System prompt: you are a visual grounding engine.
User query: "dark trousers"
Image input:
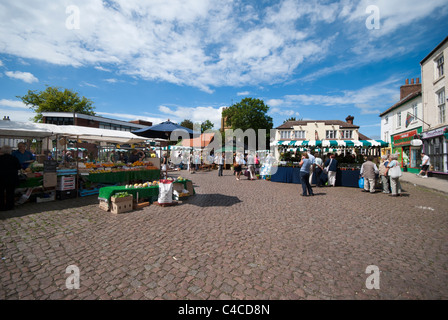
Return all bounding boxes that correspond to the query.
[315,168,323,187]
[218,164,224,176]
[0,184,15,211]
[300,172,314,196]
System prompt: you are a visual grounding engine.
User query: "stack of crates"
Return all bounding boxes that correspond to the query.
[56,175,77,200]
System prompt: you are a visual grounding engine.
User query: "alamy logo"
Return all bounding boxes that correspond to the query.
[66,5,80,30]
[365,265,380,289]
[365,5,380,30]
[65,265,80,289]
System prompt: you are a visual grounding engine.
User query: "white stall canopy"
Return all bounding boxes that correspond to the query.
[0,121,148,144]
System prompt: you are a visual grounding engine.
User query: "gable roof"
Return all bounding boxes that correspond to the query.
[379,90,421,117]
[420,36,448,65]
[276,119,359,130]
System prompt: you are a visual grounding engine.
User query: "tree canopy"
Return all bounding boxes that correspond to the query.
[222,97,273,132]
[200,119,214,133]
[222,97,273,148]
[180,119,194,130]
[17,86,95,122]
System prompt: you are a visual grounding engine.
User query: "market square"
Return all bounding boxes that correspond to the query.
[1,1,448,305]
[1,169,447,300]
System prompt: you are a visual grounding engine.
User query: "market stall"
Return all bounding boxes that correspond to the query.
[269,166,360,187]
[97,177,195,213]
[268,139,388,187]
[0,120,151,204]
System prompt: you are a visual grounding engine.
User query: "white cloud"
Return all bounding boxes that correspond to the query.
[281,77,401,115]
[80,81,98,88]
[0,0,334,92]
[158,105,223,128]
[237,91,250,96]
[270,107,300,117]
[95,111,165,125]
[5,71,38,83]
[0,108,34,122]
[266,99,284,107]
[0,60,3,67]
[0,99,29,109]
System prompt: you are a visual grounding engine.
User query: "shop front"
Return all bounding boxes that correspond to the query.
[421,126,448,175]
[392,128,422,173]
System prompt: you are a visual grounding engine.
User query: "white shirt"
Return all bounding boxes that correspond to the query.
[422,155,430,166]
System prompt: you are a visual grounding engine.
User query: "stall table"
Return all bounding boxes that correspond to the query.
[270,166,360,188]
[98,179,195,204]
[87,169,160,184]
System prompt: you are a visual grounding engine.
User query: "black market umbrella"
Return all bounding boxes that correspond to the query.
[132,120,194,139]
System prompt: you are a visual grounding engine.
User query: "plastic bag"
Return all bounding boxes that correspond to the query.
[358,177,364,189]
[158,181,173,204]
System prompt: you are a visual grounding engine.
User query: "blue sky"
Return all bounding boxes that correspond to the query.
[1,0,447,139]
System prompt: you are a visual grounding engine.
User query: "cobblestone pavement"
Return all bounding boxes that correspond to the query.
[1,169,447,300]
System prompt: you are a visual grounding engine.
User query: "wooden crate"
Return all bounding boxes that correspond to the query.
[99,200,110,212]
[110,195,133,214]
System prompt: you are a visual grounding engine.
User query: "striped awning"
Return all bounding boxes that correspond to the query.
[276,140,389,148]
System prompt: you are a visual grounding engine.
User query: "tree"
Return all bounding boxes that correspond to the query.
[18,86,95,123]
[201,120,214,133]
[222,97,273,148]
[180,119,194,130]
[283,117,296,123]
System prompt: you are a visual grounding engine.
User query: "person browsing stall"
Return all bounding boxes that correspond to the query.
[299,152,314,197]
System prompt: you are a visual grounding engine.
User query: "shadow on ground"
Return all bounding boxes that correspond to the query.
[187,193,242,207]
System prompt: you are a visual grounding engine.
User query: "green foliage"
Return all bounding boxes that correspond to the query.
[222,97,273,132]
[201,119,214,133]
[17,86,95,122]
[180,119,194,130]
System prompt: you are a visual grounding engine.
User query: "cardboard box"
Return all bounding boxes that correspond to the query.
[111,198,133,214]
[110,195,133,214]
[36,191,56,203]
[43,173,57,188]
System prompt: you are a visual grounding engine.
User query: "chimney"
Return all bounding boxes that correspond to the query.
[345,115,354,125]
[400,78,421,100]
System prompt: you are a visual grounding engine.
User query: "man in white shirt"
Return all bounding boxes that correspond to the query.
[417,152,430,178]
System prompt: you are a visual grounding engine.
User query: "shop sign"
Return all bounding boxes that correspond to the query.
[422,127,446,139]
[393,130,417,147]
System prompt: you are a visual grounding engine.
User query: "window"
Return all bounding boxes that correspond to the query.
[437,88,446,124]
[384,115,388,124]
[412,103,418,119]
[397,111,402,128]
[340,130,353,139]
[326,130,337,139]
[436,54,444,78]
[292,130,306,139]
[384,131,389,143]
[280,130,291,139]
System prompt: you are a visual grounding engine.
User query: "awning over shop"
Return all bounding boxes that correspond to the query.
[275,140,389,148]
